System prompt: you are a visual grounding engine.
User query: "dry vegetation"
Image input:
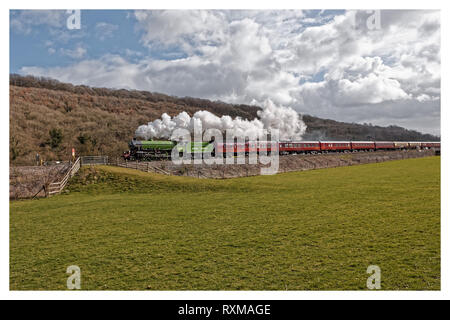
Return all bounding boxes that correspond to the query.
[9,163,70,199]
[113,149,437,179]
[302,115,439,142]
[10,76,259,165]
[10,74,439,165]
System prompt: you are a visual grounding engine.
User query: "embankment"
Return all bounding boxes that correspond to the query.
[116,149,437,179]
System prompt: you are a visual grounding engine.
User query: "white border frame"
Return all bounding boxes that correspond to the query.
[2,0,448,300]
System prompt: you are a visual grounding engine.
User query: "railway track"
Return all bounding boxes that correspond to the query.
[114,149,438,179]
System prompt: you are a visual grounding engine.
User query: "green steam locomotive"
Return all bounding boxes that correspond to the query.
[123,138,214,160]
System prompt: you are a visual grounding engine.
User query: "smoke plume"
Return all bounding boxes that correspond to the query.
[135,100,307,141]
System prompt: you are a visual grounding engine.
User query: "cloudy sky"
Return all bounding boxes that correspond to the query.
[10,10,441,135]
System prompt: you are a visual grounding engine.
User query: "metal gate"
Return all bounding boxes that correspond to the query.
[81,156,109,166]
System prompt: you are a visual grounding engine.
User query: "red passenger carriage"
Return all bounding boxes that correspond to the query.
[320,141,352,152]
[350,141,375,151]
[279,141,321,154]
[374,142,396,150]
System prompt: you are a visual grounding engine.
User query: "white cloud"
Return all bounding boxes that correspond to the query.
[59,45,87,59]
[134,10,227,52]
[298,57,411,107]
[95,22,119,41]
[19,10,441,135]
[10,10,66,34]
[125,49,143,57]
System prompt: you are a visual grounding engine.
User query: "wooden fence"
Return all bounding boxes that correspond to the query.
[115,160,171,175]
[81,156,109,166]
[48,157,81,196]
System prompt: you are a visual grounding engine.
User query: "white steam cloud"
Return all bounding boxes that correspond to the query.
[135,100,307,141]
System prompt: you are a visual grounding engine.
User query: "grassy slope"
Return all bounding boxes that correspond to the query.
[10,157,440,290]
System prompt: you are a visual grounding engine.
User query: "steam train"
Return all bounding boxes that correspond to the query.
[123,138,440,161]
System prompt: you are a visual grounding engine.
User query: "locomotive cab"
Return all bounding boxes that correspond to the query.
[122,150,132,160]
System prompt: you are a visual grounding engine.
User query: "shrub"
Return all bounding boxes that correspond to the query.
[49,128,63,149]
[10,135,21,161]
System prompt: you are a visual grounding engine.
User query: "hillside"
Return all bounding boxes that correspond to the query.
[10,74,439,165]
[302,115,439,142]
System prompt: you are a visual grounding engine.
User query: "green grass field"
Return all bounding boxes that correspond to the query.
[10,157,440,290]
